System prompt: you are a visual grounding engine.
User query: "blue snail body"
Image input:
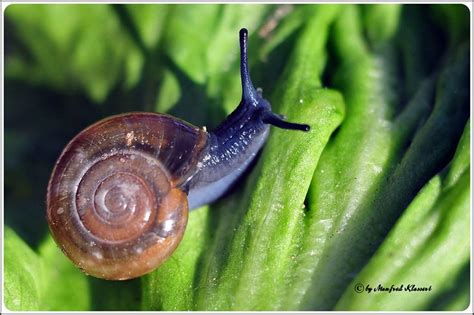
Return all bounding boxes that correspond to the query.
[186,29,308,209]
[187,109,271,209]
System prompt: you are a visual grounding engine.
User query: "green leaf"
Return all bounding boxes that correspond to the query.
[3,227,91,311]
[396,5,445,99]
[126,4,170,50]
[335,121,470,311]
[431,4,470,50]
[37,236,91,310]
[272,4,340,97]
[361,4,402,44]
[258,5,308,62]
[142,207,212,310]
[368,42,470,238]
[154,69,182,113]
[193,7,344,310]
[300,6,468,310]
[205,4,271,100]
[300,6,409,309]
[5,4,143,102]
[428,263,470,311]
[4,227,45,311]
[87,278,141,311]
[445,120,470,187]
[194,89,344,310]
[163,5,220,84]
[220,4,304,115]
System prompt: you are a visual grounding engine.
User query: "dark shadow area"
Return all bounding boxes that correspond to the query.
[256,24,302,106]
[88,277,142,311]
[428,262,470,311]
[394,5,447,110]
[4,80,102,247]
[163,53,225,129]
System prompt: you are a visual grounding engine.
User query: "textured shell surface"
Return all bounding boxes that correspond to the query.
[46,112,208,280]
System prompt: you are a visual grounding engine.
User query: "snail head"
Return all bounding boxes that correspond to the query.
[238,28,310,132]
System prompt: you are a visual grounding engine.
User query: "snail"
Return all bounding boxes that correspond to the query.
[46,28,309,280]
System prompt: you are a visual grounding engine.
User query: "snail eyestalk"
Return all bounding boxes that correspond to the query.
[239,28,258,105]
[261,111,311,132]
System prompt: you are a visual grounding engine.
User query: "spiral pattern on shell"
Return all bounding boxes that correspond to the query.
[47,113,208,280]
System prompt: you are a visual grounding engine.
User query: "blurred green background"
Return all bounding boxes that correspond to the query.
[3,3,471,311]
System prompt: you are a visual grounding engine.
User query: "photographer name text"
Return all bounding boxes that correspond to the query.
[354,283,432,294]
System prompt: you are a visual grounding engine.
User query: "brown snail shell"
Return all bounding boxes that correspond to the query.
[46,113,208,280]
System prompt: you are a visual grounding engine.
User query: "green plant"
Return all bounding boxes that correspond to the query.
[3,3,470,311]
